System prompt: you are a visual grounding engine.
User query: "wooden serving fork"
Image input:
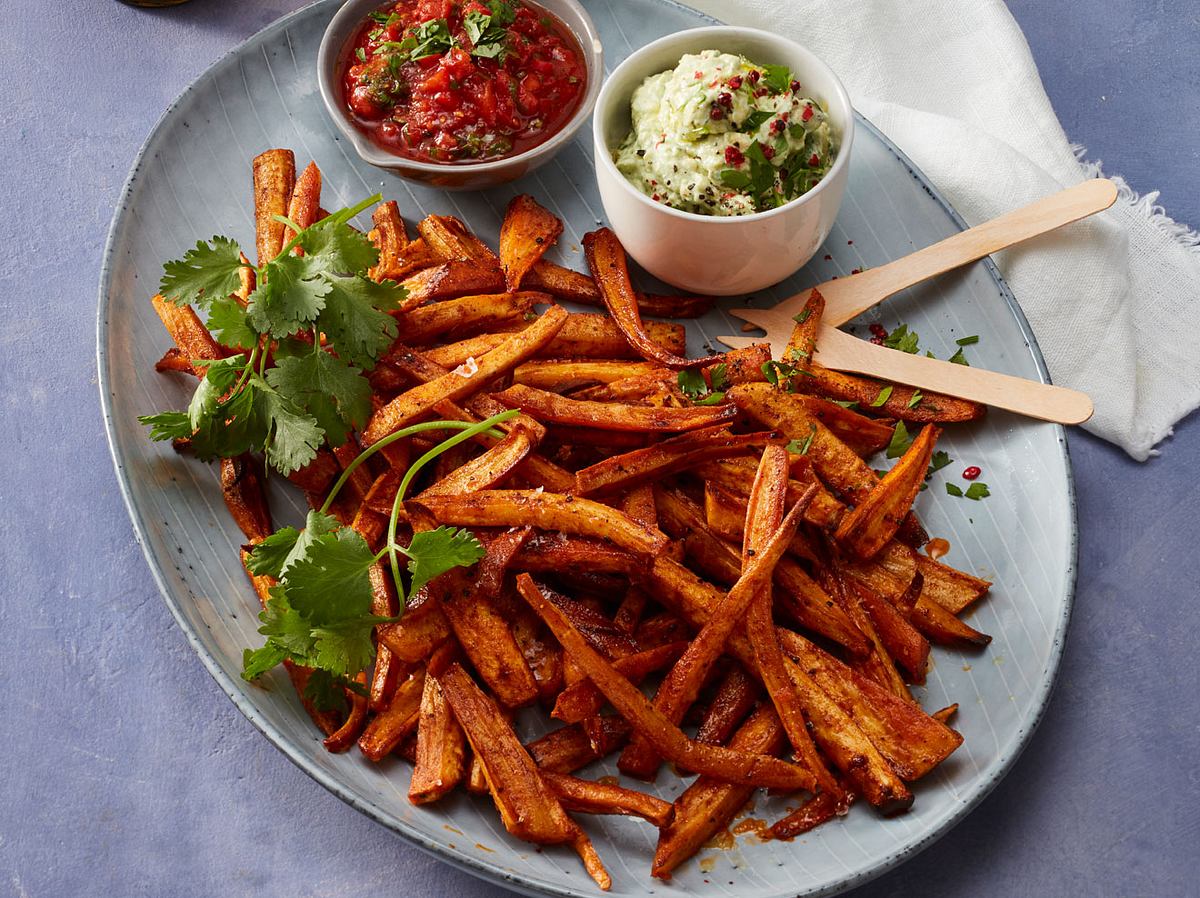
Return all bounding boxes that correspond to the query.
[717,179,1117,424]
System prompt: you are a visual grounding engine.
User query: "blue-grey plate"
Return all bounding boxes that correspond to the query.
[97,1,1076,896]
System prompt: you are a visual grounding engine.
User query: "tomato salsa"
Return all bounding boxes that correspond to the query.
[340,0,587,163]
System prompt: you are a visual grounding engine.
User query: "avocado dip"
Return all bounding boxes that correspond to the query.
[614,50,838,216]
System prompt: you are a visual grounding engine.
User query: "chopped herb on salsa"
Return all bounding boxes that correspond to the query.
[341,0,586,163]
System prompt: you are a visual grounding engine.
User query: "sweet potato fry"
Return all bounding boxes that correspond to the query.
[150,294,226,373]
[438,567,540,709]
[770,786,849,840]
[506,312,687,359]
[914,553,992,614]
[252,148,295,265]
[694,664,758,746]
[513,359,668,392]
[552,642,687,724]
[418,490,669,557]
[655,488,868,657]
[820,557,912,700]
[495,384,736,433]
[323,672,370,753]
[437,664,609,888]
[617,488,816,781]
[500,195,563,291]
[220,454,271,542]
[421,333,508,368]
[359,667,427,761]
[515,575,815,792]
[409,662,467,804]
[373,237,438,282]
[525,260,714,319]
[652,706,785,878]
[583,228,702,369]
[694,458,844,531]
[421,426,535,496]
[281,161,321,246]
[850,579,931,683]
[399,258,505,306]
[509,534,641,579]
[417,214,498,263]
[526,717,631,773]
[376,589,451,663]
[742,445,838,795]
[791,394,896,457]
[797,361,986,423]
[490,584,565,704]
[645,555,914,810]
[783,289,824,377]
[367,563,404,710]
[908,592,993,648]
[729,382,928,545]
[574,427,772,496]
[367,200,409,282]
[543,772,674,827]
[362,306,567,445]
[394,291,548,345]
[836,425,940,560]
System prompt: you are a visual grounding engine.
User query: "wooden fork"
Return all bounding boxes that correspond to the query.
[716,179,1116,424]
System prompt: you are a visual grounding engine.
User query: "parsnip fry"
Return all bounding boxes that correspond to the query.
[525,260,714,318]
[323,672,369,753]
[150,294,226,374]
[516,575,815,792]
[513,359,668,392]
[798,361,986,423]
[500,195,563,291]
[368,200,410,282]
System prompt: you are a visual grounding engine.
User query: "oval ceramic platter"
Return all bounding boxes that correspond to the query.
[98,1,1076,896]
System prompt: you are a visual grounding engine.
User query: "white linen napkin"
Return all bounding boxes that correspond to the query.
[686,0,1200,459]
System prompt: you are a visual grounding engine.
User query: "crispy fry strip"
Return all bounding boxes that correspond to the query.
[542,772,674,827]
[526,717,631,773]
[836,425,940,560]
[583,228,703,369]
[393,291,548,345]
[500,195,563,291]
[652,706,785,878]
[513,359,668,392]
[515,575,815,792]
[510,532,643,577]
[220,454,271,542]
[150,294,226,374]
[500,312,688,359]
[376,590,451,663]
[417,214,498,263]
[252,148,295,266]
[323,672,370,753]
[743,446,838,795]
[409,660,467,804]
[399,258,505,306]
[359,668,427,761]
[770,786,849,840]
[798,362,986,423]
[281,160,321,245]
[496,384,736,433]
[525,260,714,319]
[695,664,758,745]
[363,306,567,445]
[574,427,773,496]
[368,200,410,282]
[552,642,687,725]
[421,426,535,496]
[419,490,669,557]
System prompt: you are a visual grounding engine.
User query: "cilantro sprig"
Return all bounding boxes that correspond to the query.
[678,364,729,406]
[241,411,517,704]
[139,195,406,475]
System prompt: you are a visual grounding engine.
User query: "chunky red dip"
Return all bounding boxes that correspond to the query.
[340,0,586,163]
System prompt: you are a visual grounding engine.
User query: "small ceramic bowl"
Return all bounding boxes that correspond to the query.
[317,0,604,191]
[593,26,854,296]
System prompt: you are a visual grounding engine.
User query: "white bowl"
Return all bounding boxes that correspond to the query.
[593,26,854,296]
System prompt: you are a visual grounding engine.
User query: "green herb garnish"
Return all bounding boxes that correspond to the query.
[678,365,728,406]
[885,420,912,459]
[870,385,893,408]
[786,423,817,456]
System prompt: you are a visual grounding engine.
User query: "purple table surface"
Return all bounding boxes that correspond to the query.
[1,1,1196,896]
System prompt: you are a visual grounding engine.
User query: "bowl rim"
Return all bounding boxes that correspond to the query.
[316,0,604,173]
[593,24,855,223]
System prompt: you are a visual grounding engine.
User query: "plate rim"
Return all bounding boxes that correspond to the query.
[95,1,1078,895]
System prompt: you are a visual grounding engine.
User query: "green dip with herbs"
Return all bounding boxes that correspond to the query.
[614,50,838,216]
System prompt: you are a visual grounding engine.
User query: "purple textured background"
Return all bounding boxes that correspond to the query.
[1,1,1197,896]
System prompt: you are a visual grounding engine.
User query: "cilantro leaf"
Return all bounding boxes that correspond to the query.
[257,591,318,658]
[832,399,858,410]
[718,168,753,189]
[785,424,817,455]
[709,364,729,391]
[883,324,920,354]
[160,236,246,310]
[138,410,192,442]
[187,355,245,431]
[283,527,376,623]
[206,296,257,351]
[241,643,289,681]
[926,450,953,480]
[964,481,990,500]
[404,526,486,596]
[245,526,302,578]
[738,109,773,133]
[948,348,970,366]
[267,350,373,447]
[870,385,893,408]
[956,335,980,346]
[294,212,380,277]
[487,0,516,26]
[677,369,706,398]
[761,64,792,93]
[316,275,403,369]
[301,668,350,713]
[312,617,379,678]
[886,420,912,459]
[248,252,331,338]
[256,386,323,475]
[464,9,490,43]
[186,380,268,461]
[945,482,964,497]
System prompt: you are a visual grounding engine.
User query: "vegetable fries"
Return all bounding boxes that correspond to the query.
[141,149,996,889]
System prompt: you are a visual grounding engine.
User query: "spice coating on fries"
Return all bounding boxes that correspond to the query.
[140,151,1003,888]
